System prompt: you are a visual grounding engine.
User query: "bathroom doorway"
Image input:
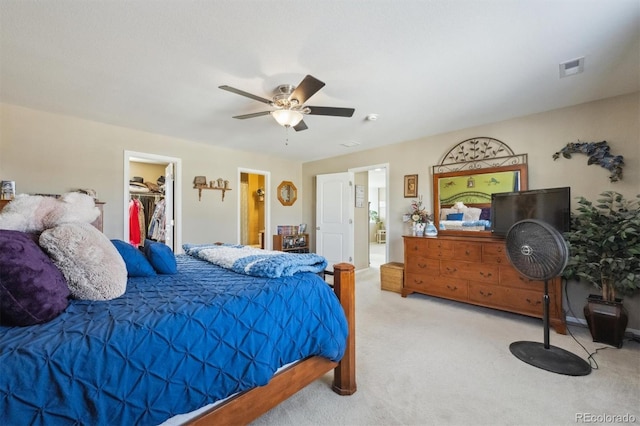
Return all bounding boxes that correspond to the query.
[238,168,270,249]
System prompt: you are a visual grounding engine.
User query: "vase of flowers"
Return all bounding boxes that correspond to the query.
[407,195,432,236]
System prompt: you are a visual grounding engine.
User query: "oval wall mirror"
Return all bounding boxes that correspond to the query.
[277,180,297,206]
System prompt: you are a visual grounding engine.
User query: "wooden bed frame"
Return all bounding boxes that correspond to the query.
[187,263,356,425]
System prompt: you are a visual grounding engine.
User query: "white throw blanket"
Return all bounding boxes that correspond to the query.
[183,243,328,278]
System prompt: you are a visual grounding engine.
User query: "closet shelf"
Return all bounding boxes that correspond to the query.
[194,185,232,201]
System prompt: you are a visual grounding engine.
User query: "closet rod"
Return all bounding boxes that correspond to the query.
[131,193,164,199]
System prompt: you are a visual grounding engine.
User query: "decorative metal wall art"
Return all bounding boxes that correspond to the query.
[552,141,624,182]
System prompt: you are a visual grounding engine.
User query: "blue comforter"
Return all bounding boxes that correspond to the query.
[0,255,348,425]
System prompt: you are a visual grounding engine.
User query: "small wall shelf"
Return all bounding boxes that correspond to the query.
[194,185,232,201]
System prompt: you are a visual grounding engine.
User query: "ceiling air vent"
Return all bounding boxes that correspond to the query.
[559,57,585,78]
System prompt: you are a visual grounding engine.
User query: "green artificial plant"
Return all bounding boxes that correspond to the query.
[563,191,640,302]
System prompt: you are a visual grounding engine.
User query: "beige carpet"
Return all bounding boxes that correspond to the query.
[251,267,640,426]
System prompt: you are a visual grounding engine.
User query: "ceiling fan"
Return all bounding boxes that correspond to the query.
[219,75,355,131]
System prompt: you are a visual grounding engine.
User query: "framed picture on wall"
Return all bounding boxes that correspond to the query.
[404,174,418,198]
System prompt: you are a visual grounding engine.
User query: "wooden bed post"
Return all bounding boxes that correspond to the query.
[332,263,357,395]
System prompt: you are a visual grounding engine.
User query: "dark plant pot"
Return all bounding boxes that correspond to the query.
[583,294,628,348]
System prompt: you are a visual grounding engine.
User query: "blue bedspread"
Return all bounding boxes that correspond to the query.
[0,255,348,426]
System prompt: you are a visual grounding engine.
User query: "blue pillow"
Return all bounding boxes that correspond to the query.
[446,213,464,221]
[111,239,156,277]
[143,239,177,274]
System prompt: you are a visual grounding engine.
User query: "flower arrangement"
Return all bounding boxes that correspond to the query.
[408,195,432,224]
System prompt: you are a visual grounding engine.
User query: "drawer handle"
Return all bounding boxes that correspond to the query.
[479,290,493,297]
[479,272,493,278]
[414,279,424,285]
[418,263,427,269]
[445,267,457,273]
[465,250,470,255]
[496,258,502,263]
[526,298,541,305]
[446,285,458,291]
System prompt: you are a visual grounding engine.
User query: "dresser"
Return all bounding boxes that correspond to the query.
[403,235,566,334]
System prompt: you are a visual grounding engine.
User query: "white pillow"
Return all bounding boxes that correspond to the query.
[0,192,99,233]
[440,206,482,221]
[463,207,482,222]
[40,222,127,300]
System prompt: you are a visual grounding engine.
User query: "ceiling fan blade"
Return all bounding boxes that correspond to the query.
[293,120,308,132]
[289,75,325,104]
[219,85,272,104]
[232,111,272,119]
[306,106,355,117]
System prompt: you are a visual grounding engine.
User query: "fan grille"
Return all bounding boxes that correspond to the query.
[505,219,568,281]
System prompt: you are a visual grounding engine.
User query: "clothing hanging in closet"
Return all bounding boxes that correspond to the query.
[148,198,166,242]
[129,198,145,247]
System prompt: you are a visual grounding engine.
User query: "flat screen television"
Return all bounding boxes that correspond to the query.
[490,187,571,237]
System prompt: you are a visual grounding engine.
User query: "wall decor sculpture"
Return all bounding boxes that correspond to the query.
[552,141,624,182]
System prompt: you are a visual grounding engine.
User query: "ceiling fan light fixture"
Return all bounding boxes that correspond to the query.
[272,109,303,127]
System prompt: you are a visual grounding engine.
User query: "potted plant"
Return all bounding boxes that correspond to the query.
[563,191,640,347]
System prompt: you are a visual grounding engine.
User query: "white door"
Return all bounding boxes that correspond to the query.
[316,172,354,271]
[164,163,174,251]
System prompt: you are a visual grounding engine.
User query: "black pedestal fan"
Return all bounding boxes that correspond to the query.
[505,219,591,376]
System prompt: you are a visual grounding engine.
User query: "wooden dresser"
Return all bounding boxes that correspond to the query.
[403,235,566,334]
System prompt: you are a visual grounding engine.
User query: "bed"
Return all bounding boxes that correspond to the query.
[438,206,492,231]
[0,220,356,425]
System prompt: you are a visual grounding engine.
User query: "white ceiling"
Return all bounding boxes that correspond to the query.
[1,0,638,162]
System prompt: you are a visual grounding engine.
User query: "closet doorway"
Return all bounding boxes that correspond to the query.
[238,168,270,250]
[124,151,182,253]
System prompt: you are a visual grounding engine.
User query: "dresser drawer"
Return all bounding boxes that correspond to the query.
[404,238,430,255]
[404,272,431,290]
[404,256,439,275]
[404,272,467,299]
[482,242,509,264]
[427,276,468,300]
[427,239,454,259]
[499,266,545,291]
[441,260,498,284]
[453,242,482,263]
[469,282,544,316]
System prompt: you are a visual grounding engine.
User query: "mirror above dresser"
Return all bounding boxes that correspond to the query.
[431,137,528,237]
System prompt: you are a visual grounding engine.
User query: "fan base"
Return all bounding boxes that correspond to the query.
[510,341,591,376]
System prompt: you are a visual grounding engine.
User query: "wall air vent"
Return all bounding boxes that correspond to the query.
[559,57,585,78]
[340,141,361,148]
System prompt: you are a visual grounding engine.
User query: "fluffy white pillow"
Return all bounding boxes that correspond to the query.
[0,192,99,233]
[40,222,127,300]
[463,207,482,221]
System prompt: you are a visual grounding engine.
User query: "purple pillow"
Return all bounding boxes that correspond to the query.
[0,229,70,326]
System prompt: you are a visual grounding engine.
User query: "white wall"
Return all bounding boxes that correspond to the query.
[302,92,640,330]
[0,103,303,244]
